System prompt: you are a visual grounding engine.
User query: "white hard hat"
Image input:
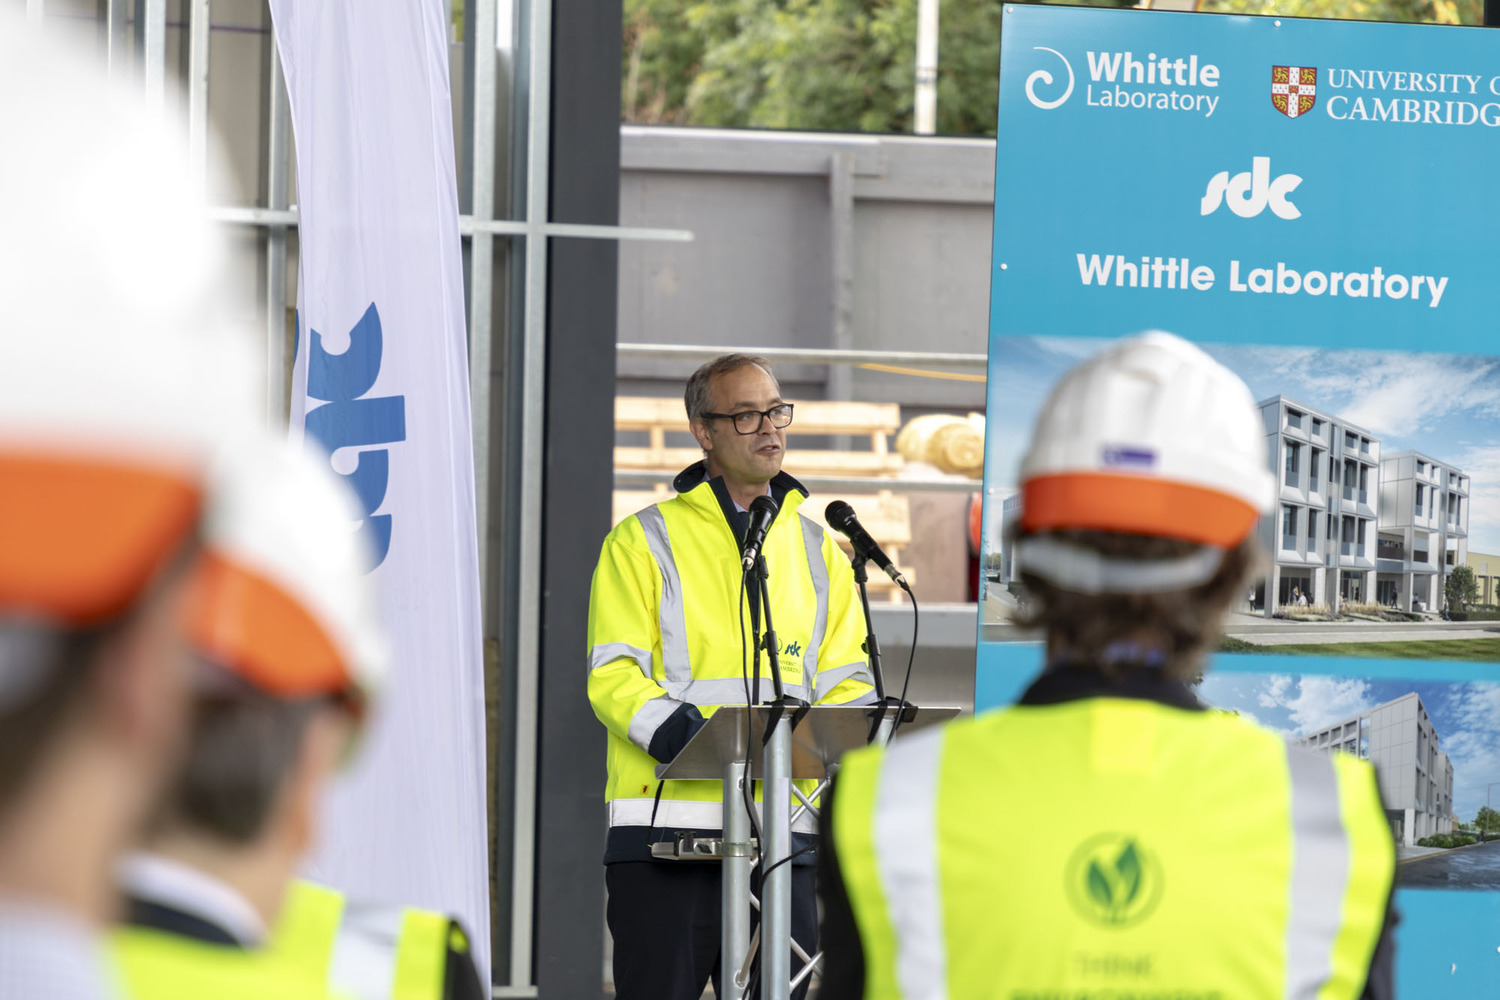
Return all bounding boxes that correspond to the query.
[0,14,258,626]
[1019,332,1275,550]
[185,429,388,713]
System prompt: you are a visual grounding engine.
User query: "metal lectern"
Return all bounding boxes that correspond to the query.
[656,702,959,1000]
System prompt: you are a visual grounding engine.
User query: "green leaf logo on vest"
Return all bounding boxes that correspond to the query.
[1064,833,1163,928]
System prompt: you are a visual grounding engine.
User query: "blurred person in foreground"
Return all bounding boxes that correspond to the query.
[110,430,379,998]
[819,332,1396,999]
[0,12,256,1000]
[110,431,484,1000]
[589,354,877,1000]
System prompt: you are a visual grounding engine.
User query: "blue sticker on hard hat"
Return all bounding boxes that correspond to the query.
[979,8,1500,993]
[1101,446,1155,468]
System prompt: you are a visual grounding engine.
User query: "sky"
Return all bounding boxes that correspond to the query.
[1197,673,1500,823]
[984,337,1500,554]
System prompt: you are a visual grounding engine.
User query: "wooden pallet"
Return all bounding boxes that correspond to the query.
[614,396,904,478]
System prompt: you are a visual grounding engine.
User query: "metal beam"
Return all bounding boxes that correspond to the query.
[209,206,299,226]
[914,0,939,133]
[511,0,554,984]
[534,0,619,993]
[206,206,691,243]
[614,469,979,494]
[186,0,211,182]
[621,125,887,177]
[827,152,856,442]
[265,35,291,425]
[471,219,689,241]
[470,0,498,598]
[617,343,988,369]
[140,0,168,109]
[101,0,128,77]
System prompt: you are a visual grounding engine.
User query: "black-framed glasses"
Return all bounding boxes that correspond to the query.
[703,403,795,435]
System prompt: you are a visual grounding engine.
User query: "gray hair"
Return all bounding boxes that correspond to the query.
[683,353,778,423]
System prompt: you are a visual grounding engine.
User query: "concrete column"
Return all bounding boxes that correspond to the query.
[1266,565,1281,618]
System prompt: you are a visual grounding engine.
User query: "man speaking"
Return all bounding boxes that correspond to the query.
[588,354,877,1000]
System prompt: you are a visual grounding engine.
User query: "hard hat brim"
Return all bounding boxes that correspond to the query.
[0,454,203,625]
[184,552,354,701]
[1021,472,1261,549]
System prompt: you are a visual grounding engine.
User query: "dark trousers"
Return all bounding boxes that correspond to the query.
[606,861,817,1000]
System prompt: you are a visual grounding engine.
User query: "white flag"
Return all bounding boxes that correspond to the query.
[269,0,490,978]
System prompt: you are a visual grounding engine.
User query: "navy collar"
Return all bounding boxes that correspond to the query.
[1019,664,1205,712]
[672,460,807,503]
[124,896,245,948]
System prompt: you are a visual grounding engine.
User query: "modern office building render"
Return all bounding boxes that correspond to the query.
[1378,452,1469,612]
[1256,396,1381,615]
[1293,692,1454,846]
[1256,396,1469,616]
[996,493,1021,587]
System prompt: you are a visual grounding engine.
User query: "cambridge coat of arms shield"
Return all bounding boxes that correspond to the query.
[1272,66,1317,118]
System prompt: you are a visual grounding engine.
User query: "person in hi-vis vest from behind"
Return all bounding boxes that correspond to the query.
[112,429,484,1000]
[819,332,1396,1000]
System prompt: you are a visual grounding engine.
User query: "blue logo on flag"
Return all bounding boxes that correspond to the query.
[305,302,407,569]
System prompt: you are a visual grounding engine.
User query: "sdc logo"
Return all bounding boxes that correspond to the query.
[1064,833,1163,928]
[1200,156,1303,220]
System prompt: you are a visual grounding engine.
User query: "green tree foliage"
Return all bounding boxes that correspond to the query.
[1446,564,1479,612]
[622,0,1481,135]
[1477,806,1500,831]
[1199,0,1476,25]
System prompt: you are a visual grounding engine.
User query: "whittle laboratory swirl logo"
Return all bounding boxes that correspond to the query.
[1026,47,1076,110]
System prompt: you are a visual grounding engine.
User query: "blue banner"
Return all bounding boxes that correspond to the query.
[991,7,1500,352]
[981,6,1500,992]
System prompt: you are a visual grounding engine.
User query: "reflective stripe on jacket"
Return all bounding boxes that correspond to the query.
[830,698,1395,1000]
[273,879,471,1000]
[588,465,876,838]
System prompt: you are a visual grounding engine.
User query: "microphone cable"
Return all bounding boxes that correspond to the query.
[739,566,762,848]
[886,581,919,744]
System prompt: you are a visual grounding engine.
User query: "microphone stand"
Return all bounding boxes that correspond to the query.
[752,552,808,1000]
[851,553,911,745]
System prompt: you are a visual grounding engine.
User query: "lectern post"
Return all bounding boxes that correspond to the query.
[722,757,752,1000]
[761,715,793,1000]
[656,704,960,1000]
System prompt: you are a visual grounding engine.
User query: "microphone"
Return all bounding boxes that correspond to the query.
[826,500,907,587]
[741,495,779,571]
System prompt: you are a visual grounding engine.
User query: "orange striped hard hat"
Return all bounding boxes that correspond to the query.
[1019,332,1275,549]
[185,430,387,710]
[0,16,257,627]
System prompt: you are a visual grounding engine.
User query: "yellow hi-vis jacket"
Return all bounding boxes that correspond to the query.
[588,465,876,859]
[826,685,1395,1000]
[272,879,477,1000]
[112,926,331,1000]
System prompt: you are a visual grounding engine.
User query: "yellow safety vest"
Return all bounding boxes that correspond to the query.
[832,698,1394,1000]
[272,879,464,1000]
[112,924,332,1000]
[588,468,875,834]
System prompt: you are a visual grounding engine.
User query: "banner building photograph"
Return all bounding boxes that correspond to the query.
[1257,394,1471,617]
[1290,692,1455,848]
